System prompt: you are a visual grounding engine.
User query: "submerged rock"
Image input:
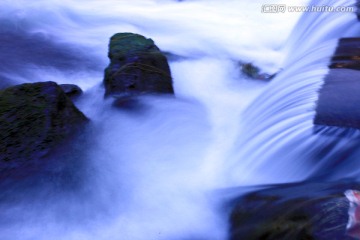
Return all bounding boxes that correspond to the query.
[229,181,358,240]
[59,84,83,99]
[0,81,88,176]
[240,63,275,80]
[103,33,174,97]
[112,97,145,111]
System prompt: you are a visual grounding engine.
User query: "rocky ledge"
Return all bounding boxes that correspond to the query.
[315,38,360,129]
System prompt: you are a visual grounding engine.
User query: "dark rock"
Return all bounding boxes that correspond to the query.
[329,38,360,71]
[0,81,88,177]
[229,180,358,240]
[240,63,275,80]
[315,69,360,129]
[59,84,83,99]
[103,33,174,97]
[315,38,360,129]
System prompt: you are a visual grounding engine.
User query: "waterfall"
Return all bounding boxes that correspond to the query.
[226,0,360,185]
[1,0,359,239]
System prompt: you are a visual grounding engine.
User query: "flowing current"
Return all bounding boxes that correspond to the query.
[0,0,359,239]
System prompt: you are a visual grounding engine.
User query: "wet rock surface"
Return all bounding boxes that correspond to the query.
[315,38,360,129]
[329,38,360,71]
[229,180,358,240]
[0,81,88,178]
[103,33,174,97]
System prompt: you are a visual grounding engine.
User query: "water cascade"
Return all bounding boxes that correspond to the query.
[1,0,360,239]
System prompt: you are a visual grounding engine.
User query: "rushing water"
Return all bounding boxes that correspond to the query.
[225,0,360,186]
[1,0,359,239]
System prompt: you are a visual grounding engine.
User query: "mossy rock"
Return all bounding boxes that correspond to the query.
[229,181,358,240]
[103,33,174,97]
[0,81,88,177]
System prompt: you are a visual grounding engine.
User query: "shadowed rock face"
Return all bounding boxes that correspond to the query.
[0,82,88,177]
[315,69,360,129]
[315,38,360,129]
[103,33,174,97]
[329,38,360,71]
[59,84,83,99]
[229,181,357,240]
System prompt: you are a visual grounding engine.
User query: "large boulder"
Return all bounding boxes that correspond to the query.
[0,81,88,177]
[229,180,357,240]
[103,33,174,97]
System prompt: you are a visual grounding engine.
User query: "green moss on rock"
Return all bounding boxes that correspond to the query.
[0,81,88,172]
[103,33,174,97]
